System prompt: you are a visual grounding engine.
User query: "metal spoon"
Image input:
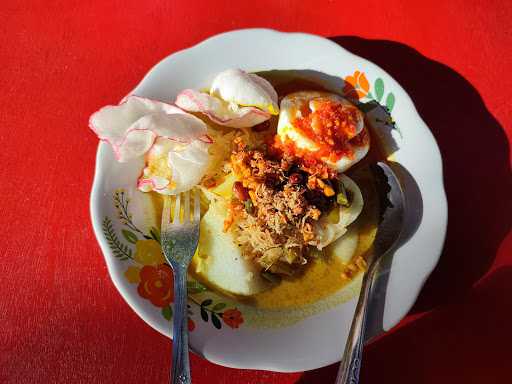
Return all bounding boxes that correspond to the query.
[335,162,405,384]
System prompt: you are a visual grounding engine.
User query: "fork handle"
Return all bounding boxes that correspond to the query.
[171,267,191,384]
[334,261,377,384]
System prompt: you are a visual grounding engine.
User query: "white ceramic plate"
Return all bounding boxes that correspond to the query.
[90,28,447,372]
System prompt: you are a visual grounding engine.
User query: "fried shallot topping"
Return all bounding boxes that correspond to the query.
[227,137,342,275]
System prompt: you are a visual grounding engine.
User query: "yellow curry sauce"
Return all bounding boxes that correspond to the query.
[251,156,380,309]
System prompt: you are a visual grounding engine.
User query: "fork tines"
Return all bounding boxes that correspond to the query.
[162,189,201,226]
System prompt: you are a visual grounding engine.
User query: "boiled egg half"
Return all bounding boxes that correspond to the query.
[277,91,369,172]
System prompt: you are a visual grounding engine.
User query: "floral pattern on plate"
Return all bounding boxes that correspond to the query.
[102,189,244,331]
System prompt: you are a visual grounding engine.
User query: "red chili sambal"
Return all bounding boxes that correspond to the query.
[279,98,366,162]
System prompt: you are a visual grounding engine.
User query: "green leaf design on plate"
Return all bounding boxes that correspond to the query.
[150,226,161,244]
[386,93,396,112]
[201,299,213,307]
[374,78,384,102]
[200,307,208,322]
[122,229,138,244]
[162,306,173,321]
[212,303,227,312]
[113,190,146,237]
[211,313,222,329]
[102,217,133,260]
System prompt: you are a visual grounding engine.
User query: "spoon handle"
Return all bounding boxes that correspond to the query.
[335,262,376,384]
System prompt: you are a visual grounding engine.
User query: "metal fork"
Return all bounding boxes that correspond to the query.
[161,190,201,384]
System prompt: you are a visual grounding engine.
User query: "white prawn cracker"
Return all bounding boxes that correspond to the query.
[89,95,212,194]
[176,69,279,128]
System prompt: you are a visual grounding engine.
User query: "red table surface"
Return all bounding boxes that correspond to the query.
[1,1,511,383]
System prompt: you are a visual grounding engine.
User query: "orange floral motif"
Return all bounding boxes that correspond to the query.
[343,70,370,100]
[137,264,174,307]
[222,308,244,329]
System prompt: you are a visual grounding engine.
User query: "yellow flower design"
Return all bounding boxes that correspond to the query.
[134,239,165,266]
[125,266,141,283]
